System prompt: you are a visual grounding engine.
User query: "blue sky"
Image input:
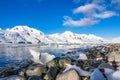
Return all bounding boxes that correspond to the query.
[0,0,120,38]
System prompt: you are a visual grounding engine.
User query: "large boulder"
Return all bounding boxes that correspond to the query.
[26,66,46,76]
[56,69,81,80]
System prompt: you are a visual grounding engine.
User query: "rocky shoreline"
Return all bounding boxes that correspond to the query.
[0,43,120,80]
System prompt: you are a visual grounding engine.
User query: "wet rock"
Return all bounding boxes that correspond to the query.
[19,69,26,77]
[1,69,18,77]
[0,66,13,73]
[26,66,46,77]
[19,62,29,68]
[0,75,26,80]
[44,67,58,80]
[56,69,81,80]
[28,76,42,80]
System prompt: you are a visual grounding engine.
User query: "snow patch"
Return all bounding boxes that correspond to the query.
[63,64,91,76]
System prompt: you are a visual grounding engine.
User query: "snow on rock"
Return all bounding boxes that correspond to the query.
[29,49,55,64]
[78,53,88,60]
[40,52,55,64]
[107,70,120,80]
[29,49,42,64]
[90,68,106,80]
[63,64,91,76]
[56,69,80,80]
[104,68,115,77]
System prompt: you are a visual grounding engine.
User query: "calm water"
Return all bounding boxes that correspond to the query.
[0,44,89,67]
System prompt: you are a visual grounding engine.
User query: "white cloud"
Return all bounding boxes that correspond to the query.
[94,11,118,19]
[111,0,120,9]
[63,0,119,27]
[63,16,98,27]
[73,4,104,14]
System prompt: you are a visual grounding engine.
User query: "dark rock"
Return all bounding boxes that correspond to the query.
[0,75,26,80]
[1,69,18,77]
[44,67,59,80]
[28,76,42,80]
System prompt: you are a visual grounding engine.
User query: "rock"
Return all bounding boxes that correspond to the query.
[28,76,42,80]
[44,67,58,80]
[98,63,115,70]
[103,68,114,77]
[58,57,72,69]
[46,57,72,69]
[108,51,120,62]
[63,64,91,77]
[56,69,81,80]
[78,53,88,60]
[1,69,18,77]
[76,60,92,70]
[40,52,55,64]
[107,70,120,80]
[19,62,29,68]
[26,66,46,76]
[90,68,106,80]
[0,67,13,73]
[19,69,26,77]
[0,75,26,80]
[46,57,59,68]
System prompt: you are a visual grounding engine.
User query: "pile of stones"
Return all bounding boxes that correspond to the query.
[0,43,120,80]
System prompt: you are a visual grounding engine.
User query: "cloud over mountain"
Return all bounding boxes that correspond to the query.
[63,0,119,27]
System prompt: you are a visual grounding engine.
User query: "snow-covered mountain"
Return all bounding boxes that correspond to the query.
[111,37,120,43]
[0,26,51,44]
[48,31,105,43]
[0,26,108,44]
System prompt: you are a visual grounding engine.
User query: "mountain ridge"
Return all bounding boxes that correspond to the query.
[0,26,117,44]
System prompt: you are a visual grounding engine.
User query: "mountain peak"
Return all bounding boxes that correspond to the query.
[62,31,74,35]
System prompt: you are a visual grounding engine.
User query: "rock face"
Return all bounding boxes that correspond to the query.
[56,69,81,80]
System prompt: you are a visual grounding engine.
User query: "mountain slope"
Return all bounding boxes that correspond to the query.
[0,26,51,44]
[48,31,106,43]
[0,26,107,44]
